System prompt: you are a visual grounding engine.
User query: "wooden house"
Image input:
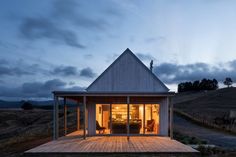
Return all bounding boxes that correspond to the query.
[25,49,198,156]
[53,48,175,139]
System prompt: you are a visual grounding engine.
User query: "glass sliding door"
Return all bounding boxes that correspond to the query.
[129,104,143,134]
[95,103,160,136]
[111,104,127,134]
[145,104,160,135]
[96,104,110,134]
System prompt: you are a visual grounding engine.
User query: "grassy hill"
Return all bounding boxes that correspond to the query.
[0,109,79,157]
[173,87,236,132]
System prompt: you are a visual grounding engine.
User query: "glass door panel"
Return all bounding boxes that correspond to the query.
[111,104,127,134]
[96,104,110,134]
[145,104,160,135]
[129,104,143,134]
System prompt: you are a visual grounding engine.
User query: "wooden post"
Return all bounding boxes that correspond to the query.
[53,96,59,140]
[53,95,56,140]
[127,96,130,140]
[56,97,59,139]
[77,106,80,130]
[169,97,173,139]
[143,104,145,135]
[64,97,67,136]
[83,96,87,139]
[110,104,112,134]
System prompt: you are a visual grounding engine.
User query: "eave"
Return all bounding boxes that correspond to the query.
[52,91,175,97]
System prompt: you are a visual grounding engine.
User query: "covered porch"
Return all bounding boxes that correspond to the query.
[52,91,175,140]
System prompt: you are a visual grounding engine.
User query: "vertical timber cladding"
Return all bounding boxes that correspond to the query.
[159,97,169,136]
[86,49,169,92]
[87,103,96,136]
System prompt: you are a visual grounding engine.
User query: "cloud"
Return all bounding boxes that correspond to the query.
[50,65,96,78]
[0,60,45,77]
[145,36,166,43]
[154,61,236,84]
[84,54,93,59]
[21,79,66,97]
[136,53,156,61]
[51,65,78,76]
[0,79,85,99]
[0,59,9,65]
[104,7,123,17]
[20,17,85,48]
[52,0,123,30]
[18,0,123,48]
[0,63,34,76]
[0,59,97,79]
[52,0,109,31]
[80,67,96,78]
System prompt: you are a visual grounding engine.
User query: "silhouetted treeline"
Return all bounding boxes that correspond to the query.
[178,78,218,92]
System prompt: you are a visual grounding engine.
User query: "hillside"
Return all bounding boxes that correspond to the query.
[0,109,79,157]
[173,87,236,131]
[0,100,78,109]
[0,100,22,108]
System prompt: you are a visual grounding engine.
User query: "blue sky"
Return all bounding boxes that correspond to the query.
[0,0,236,100]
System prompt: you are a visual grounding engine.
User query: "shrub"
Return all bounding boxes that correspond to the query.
[21,102,33,110]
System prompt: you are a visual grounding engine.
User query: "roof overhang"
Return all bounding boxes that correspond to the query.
[52,91,175,97]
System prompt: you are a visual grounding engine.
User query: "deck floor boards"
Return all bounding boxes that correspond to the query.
[26,131,198,154]
[26,138,197,153]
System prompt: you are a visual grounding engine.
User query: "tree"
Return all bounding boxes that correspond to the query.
[193,80,200,91]
[199,78,207,90]
[212,79,218,90]
[224,77,233,88]
[178,83,185,92]
[21,102,33,110]
[177,78,218,92]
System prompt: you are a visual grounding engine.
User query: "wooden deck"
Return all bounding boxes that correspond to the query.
[25,132,198,156]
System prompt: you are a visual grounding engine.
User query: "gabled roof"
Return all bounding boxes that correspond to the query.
[86,48,169,92]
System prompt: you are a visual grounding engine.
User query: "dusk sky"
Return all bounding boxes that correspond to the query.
[1,0,236,100]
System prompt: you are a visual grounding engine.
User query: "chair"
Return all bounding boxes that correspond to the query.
[96,121,106,134]
[145,119,155,132]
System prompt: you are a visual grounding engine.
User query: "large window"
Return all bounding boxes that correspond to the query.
[96,103,160,135]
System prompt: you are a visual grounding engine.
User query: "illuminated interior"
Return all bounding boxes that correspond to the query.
[96,104,160,135]
[145,104,160,134]
[96,104,110,134]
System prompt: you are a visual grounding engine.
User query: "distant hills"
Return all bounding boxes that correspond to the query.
[0,100,22,108]
[0,99,79,109]
[0,100,54,108]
